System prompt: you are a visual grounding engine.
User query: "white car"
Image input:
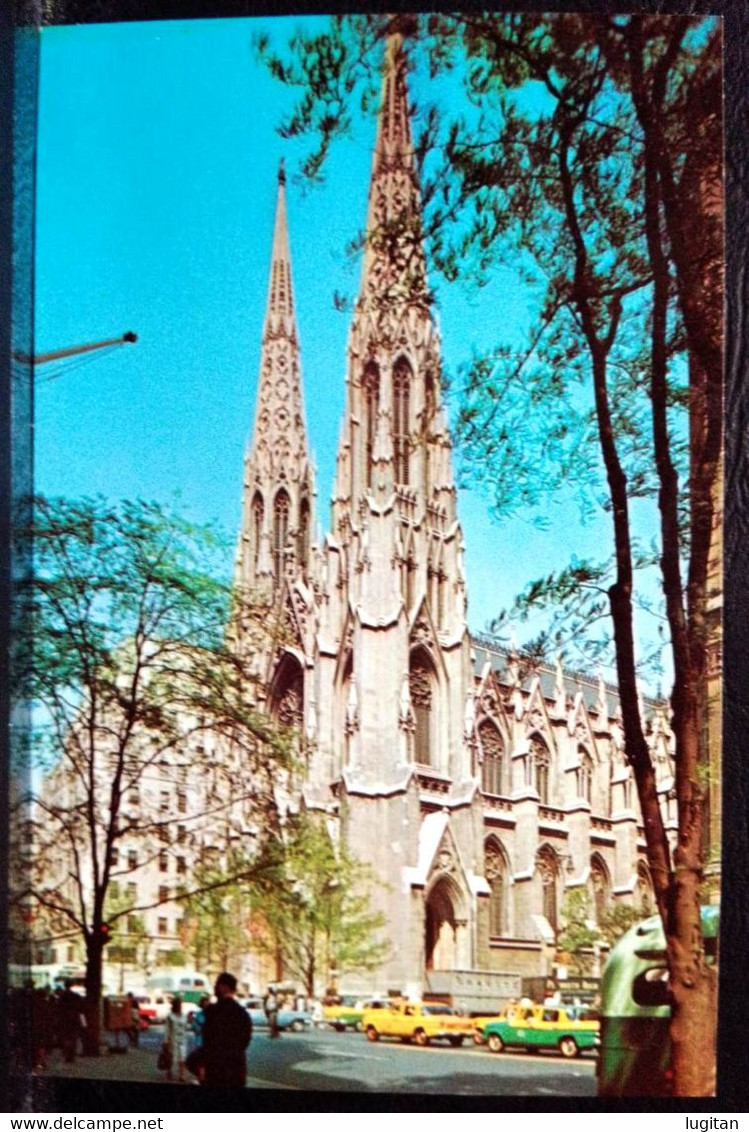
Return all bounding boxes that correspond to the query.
[136,993,172,1024]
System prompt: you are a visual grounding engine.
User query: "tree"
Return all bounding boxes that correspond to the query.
[177,853,254,975]
[597,903,644,950]
[259,12,722,1094]
[13,495,292,1050]
[103,886,152,993]
[253,816,389,996]
[557,890,598,979]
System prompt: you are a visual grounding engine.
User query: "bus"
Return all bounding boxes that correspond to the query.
[597,905,719,1097]
[145,970,212,1006]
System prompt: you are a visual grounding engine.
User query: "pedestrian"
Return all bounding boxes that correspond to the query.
[263,985,280,1038]
[57,980,83,1063]
[32,988,52,1070]
[165,996,188,1083]
[201,972,252,1087]
[126,992,141,1048]
[185,994,210,1081]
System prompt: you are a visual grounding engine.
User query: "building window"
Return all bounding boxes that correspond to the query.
[109,848,119,868]
[251,492,264,572]
[158,885,169,904]
[636,862,653,915]
[479,721,503,795]
[532,737,551,804]
[393,357,411,485]
[177,856,186,875]
[273,489,290,581]
[157,825,169,844]
[177,792,187,814]
[298,496,310,567]
[273,655,305,731]
[485,840,507,937]
[160,791,169,813]
[410,649,435,767]
[158,917,168,937]
[536,847,559,932]
[363,363,380,488]
[590,856,609,924]
[128,790,140,807]
[126,883,137,903]
[578,748,593,804]
[159,851,168,873]
[127,850,138,872]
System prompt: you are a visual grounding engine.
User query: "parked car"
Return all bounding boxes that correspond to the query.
[323,995,393,1032]
[470,1009,507,1045]
[362,1001,475,1047]
[483,1003,599,1058]
[243,996,312,1032]
[135,993,172,1025]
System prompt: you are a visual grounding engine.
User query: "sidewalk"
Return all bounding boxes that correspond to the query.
[35,1045,291,1090]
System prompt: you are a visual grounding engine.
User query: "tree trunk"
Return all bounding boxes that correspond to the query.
[84,934,104,1055]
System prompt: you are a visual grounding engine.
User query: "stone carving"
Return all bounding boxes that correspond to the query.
[536,847,557,884]
[277,681,303,730]
[527,707,545,733]
[484,842,504,883]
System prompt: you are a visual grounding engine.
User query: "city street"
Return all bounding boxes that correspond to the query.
[38,1024,597,1098]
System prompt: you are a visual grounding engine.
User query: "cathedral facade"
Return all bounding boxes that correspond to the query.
[236,36,675,1005]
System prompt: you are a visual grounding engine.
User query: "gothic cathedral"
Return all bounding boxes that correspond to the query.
[235,35,673,1004]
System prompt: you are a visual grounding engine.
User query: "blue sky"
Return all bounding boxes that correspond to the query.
[34,17,665,678]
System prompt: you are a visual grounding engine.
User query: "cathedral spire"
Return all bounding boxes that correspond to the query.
[236,165,315,596]
[360,32,427,307]
[264,159,296,339]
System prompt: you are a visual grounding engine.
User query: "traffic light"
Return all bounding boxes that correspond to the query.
[99,922,111,946]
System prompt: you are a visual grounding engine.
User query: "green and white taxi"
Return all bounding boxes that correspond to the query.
[483,1003,599,1058]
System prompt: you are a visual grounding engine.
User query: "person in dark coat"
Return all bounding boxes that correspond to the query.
[57,981,83,1063]
[201,972,252,1088]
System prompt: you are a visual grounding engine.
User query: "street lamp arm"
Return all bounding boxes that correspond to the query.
[14,330,138,366]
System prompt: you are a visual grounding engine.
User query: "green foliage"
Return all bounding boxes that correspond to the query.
[177,852,255,974]
[253,816,389,995]
[17,495,291,1013]
[557,889,598,976]
[597,902,643,947]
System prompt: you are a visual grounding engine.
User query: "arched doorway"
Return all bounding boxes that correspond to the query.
[425,878,457,971]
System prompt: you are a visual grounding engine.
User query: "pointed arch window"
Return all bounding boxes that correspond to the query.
[273,489,290,582]
[298,496,310,568]
[537,846,559,932]
[393,357,411,485]
[590,855,609,925]
[636,861,654,915]
[479,721,503,796]
[363,363,380,489]
[485,839,507,937]
[531,736,551,804]
[578,746,594,804]
[272,655,304,733]
[251,492,264,573]
[410,649,436,767]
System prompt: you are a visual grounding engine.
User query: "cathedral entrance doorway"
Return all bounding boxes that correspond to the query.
[425,877,464,971]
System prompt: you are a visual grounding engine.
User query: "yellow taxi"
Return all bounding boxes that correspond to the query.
[322,995,392,1032]
[471,1007,513,1045]
[361,1000,475,1047]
